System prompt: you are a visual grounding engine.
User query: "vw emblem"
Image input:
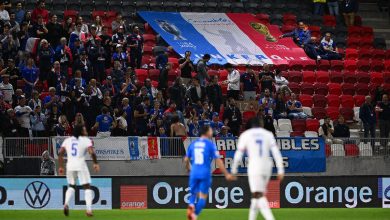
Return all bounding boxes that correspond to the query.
[24,181,51,209]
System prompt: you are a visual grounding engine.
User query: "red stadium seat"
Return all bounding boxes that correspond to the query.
[342,83,356,95]
[372,49,386,60]
[344,144,359,156]
[356,71,370,84]
[383,84,390,94]
[288,71,303,83]
[143,46,153,57]
[347,37,360,49]
[256,13,270,24]
[369,83,380,96]
[299,94,313,107]
[92,11,105,19]
[306,119,320,132]
[207,70,219,77]
[329,71,343,83]
[354,95,365,106]
[219,70,228,81]
[361,26,374,38]
[340,95,354,108]
[348,26,362,38]
[313,94,327,108]
[143,34,156,46]
[328,83,342,95]
[371,60,385,72]
[356,60,371,72]
[243,111,257,124]
[291,119,306,132]
[276,63,289,71]
[345,48,358,60]
[289,82,300,94]
[283,14,297,25]
[312,107,327,119]
[326,94,340,107]
[343,71,357,84]
[323,15,336,27]
[64,10,78,21]
[355,83,370,95]
[317,60,331,71]
[330,60,344,72]
[221,84,228,95]
[290,131,304,137]
[314,83,329,95]
[148,69,160,81]
[300,82,315,95]
[281,25,296,34]
[302,71,316,83]
[316,71,330,83]
[360,37,374,49]
[308,26,321,38]
[384,72,390,84]
[385,60,390,72]
[281,71,289,79]
[357,49,372,60]
[326,107,340,120]
[289,60,304,71]
[386,50,390,60]
[303,60,317,71]
[168,70,180,81]
[344,60,357,72]
[135,69,148,82]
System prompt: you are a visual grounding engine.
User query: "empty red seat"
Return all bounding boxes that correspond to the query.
[340,95,354,108]
[148,69,160,81]
[383,72,390,84]
[243,111,257,124]
[302,71,316,83]
[306,119,320,132]
[358,49,372,60]
[326,107,340,120]
[168,57,179,69]
[299,94,313,107]
[344,144,359,156]
[303,60,317,71]
[347,37,360,49]
[360,37,373,49]
[290,131,304,137]
[345,48,358,60]
[328,83,342,95]
[343,72,357,84]
[327,94,340,107]
[341,83,355,95]
[168,69,180,81]
[331,60,344,72]
[219,70,228,81]
[314,83,329,95]
[356,60,371,72]
[369,83,380,96]
[276,63,289,71]
[289,82,301,94]
[256,13,270,24]
[308,26,321,38]
[317,60,331,71]
[312,107,327,119]
[329,71,343,83]
[355,83,369,95]
[356,71,370,84]
[289,60,304,71]
[371,60,385,72]
[361,26,374,38]
[354,95,365,106]
[316,71,330,83]
[344,60,357,72]
[323,15,336,27]
[348,26,362,38]
[282,13,297,25]
[291,119,306,132]
[300,82,315,95]
[372,49,386,60]
[313,94,327,108]
[288,71,303,83]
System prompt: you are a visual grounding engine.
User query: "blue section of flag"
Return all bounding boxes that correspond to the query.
[138,11,227,64]
[128,137,140,160]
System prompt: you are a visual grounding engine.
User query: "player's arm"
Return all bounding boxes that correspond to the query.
[184,156,191,173]
[58,146,66,175]
[270,136,285,181]
[88,146,100,173]
[215,158,235,181]
[232,134,246,175]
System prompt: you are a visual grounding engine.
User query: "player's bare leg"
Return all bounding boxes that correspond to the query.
[187,204,195,220]
[250,192,274,220]
[83,184,94,217]
[63,185,76,217]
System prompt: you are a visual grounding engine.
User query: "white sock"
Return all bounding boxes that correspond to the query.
[64,187,75,206]
[249,198,258,220]
[85,189,93,212]
[257,197,275,220]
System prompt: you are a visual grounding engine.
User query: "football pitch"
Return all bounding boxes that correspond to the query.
[0,208,389,220]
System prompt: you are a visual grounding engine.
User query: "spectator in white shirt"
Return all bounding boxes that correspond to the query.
[0,74,14,104]
[274,69,291,94]
[14,95,32,137]
[223,63,241,100]
[0,2,10,21]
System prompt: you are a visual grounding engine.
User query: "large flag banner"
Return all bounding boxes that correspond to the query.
[139,12,310,65]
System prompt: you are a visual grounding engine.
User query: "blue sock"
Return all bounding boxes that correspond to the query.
[188,193,196,206]
[195,198,206,215]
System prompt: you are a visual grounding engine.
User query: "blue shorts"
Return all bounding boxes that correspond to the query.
[189,175,212,195]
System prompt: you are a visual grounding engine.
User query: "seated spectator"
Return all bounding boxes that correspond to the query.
[240,65,258,101]
[179,51,194,85]
[274,69,290,94]
[30,105,46,137]
[279,21,311,48]
[305,36,341,61]
[259,64,275,93]
[217,126,233,138]
[92,106,115,137]
[341,0,358,26]
[319,116,342,144]
[273,92,288,119]
[320,33,342,60]
[206,76,222,113]
[287,93,307,119]
[333,115,351,138]
[259,89,275,116]
[210,112,223,136]
[31,0,49,23]
[223,98,242,136]
[72,112,85,128]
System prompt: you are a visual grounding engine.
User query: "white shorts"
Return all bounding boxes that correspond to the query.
[66,169,91,186]
[248,173,271,193]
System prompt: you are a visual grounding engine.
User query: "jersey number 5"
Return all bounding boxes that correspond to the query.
[256,140,263,156]
[71,143,78,156]
[194,148,204,165]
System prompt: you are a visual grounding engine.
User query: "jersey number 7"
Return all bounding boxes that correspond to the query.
[256,140,263,156]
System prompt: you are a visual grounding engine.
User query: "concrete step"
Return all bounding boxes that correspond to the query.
[365,20,390,29]
[359,2,380,12]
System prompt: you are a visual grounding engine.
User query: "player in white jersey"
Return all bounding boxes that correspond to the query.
[232,117,284,220]
[58,125,100,217]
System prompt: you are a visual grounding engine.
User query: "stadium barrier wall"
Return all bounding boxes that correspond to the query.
[0,176,389,210]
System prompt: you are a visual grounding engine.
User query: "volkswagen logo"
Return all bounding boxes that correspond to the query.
[24,181,51,209]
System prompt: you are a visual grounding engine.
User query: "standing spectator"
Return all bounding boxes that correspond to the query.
[9,11,20,32]
[0,1,9,21]
[273,92,288,119]
[55,115,72,136]
[111,14,126,34]
[92,106,115,137]
[1,59,20,90]
[56,76,70,103]
[134,97,150,136]
[99,26,112,68]
[287,93,307,119]
[376,94,390,148]
[15,1,25,24]
[187,115,200,137]
[240,65,258,100]
[28,90,42,110]
[121,97,132,134]
[359,96,376,140]
[32,15,48,38]
[112,61,124,91]
[279,21,311,48]
[0,75,14,104]
[196,54,210,86]
[127,25,144,69]
[259,89,275,116]
[333,115,350,138]
[43,87,61,111]
[30,105,46,137]
[2,108,20,138]
[89,79,103,100]
[14,95,32,137]
[217,126,233,138]
[47,61,63,88]
[112,44,128,69]
[40,151,56,175]
[93,16,103,36]
[206,76,222,113]
[313,0,326,15]
[178,51,194,86]
[112,109,127,136]
[168,77,186,111]
[1,24,20,61]
[274,69,290,94]
[46,14,64,48]
[68,23,84,50]
[21,58,39,98]
[158,62,170,91]
[223,98,242,137]
[75,16,89,34]
[156,49,168,70]
[259,64,275,93]
[327,0,340,16]
[341,0,358,26]
[210,112,224,136]
[188,77,206,109]
[63,17,74,39]
[37,39,54,82]
[46,104,60,135]
[111,25,125,47]
[223,63,240,100]
[55,37,73,72]
[31,0,49,24]
[73,51,92,83]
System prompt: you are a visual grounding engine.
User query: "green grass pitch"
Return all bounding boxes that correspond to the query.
[0,209,389,220]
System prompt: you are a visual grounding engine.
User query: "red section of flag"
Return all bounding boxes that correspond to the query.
[147,137,159,159]
[120,185,148,209]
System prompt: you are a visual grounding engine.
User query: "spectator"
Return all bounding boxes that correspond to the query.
[46,14,64,48]
[93,16,103,36]
[0,1,9,21]
[168,77,186,111]
[1,59,20,90]
[112,109,128,136]
[196,54,210,86]
[274,69,290,94]
[134,97,150,136]
[47,61,62,88]
[72,112,85,128]
[69,23,84,50]
[127,25,144,69]
[258,107,276,135]
[158,62,170,91]
[21,58,39,98]
[111,14,126,34]
[31,0,49,24]
[14,95,32,137]
[55,37,73,72]
[92,106,115,137]
[217,126,233,138]
[333,115,351,138]
[187,115,200,137]
[206,75,222,113]
[376,94,390,148]
[2,108,20,137]
[287,93,307,119]
[240,65,258,100]
[40,150,56,176]
[359,96,376,140]
[121,97,132,134]
[111,25,125,47]
[75,16,89,34]
[37,39,54,82]
[32,15,48,38]
[9,11,20,32]
[320,33,342,60]
[210,112,223,136]
[30,105,46,137]
[73,51,93,83]
[156,49,168,70]
[46,104,60,135]
[56,76,70,103]
[259,89,275,116]
[63,17,74,39]
[55,114,72,136]
[318,116,337,144]
[112,44,128,69]
[341,0,358,26]
[15,2,25,24]
[279,21,311,48]
[327,0,340,16]
[89,79,103,100]
[188,77,206,108]
[170,114,186,137]
[373,86,385,106]
[313,0,326,15]
[259,64,275,93]
[28,90,42,110]
[223,63,240,100]
[43,86,61,110]
[0,74,14,104]
[179,51,194,85]
[1,23,20,61]
[99,26,112,68]
[273,92,288,119]
[144,78,158,98]
[223,98,242,136]
[112,61,124,89]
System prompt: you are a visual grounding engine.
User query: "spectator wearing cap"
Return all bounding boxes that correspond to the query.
[210,112,223,136]
[127,25,144,69]
[21,58,39,98]
[14,95,32,137]
[30,105,46,137]
[0,1,9,21]
[31,0,49,24]
[112,44,128,69]
[15,2,25,24]
[168,77,186,111]
[240,65,258,101]
[0,74,14,104]
[73,51,93,83]
[55,37,73,71]
[196,54,211,86]
[1,59,20,92]
[46,14,64,48]
[188,77,207,109]
[37,39,54,82]
[32,15,48,38]
[223,98,242,136]
[223,63,241,100]
[112,25,126,48]
[111,14,126,34]
[102,75,116,97]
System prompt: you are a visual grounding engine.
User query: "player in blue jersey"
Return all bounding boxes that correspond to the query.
[184,125,236,220]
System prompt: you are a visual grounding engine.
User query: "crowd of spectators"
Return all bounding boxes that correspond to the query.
[312,0,359,27]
